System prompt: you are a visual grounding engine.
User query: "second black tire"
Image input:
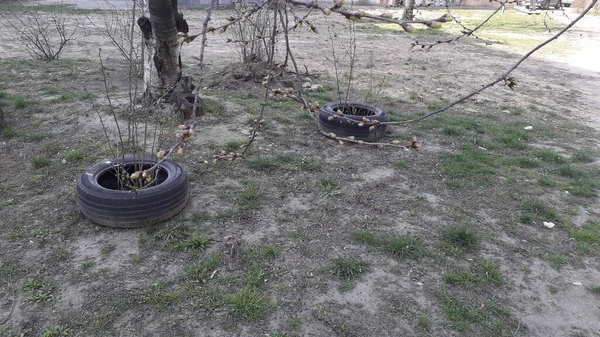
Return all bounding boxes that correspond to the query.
[318,102,388,142]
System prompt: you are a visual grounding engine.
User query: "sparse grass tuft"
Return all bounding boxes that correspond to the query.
[331,257,368,280]
[187,252,222,282]
[384,234,425,259]
[239,180,261,210]
[319,178,341,196]
[66,149,86,162]
[589,286,600,295]
[572,149,595,163]
[249,155,295,171]
[223,140,245,152]
[535,150,566,164]
[243,244,277,268]
[203,98,226,114]
[232,287,272,320]
[566,221,600,255]
[521,199,559,223]
[441,225,480,251]
[352,230,376,245]
[444,259,504,287]
[32,156,51,168]
[176,233,210,251]
[438,291,517,334]
[141,284,182,308]
[546,253,567,268]
[12,94,30,108]
[42,326,71,337]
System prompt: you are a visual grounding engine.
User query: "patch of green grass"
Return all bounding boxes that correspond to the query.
[176,233,210,251]
[537,174,560,188]
[239,180,261,210]
[352,230,377,245]
[384,234,425,259]
[444,259,504,287]
[80,92,95,100]
[141,283,182,308]
[508,156,540,168]
[319,178,341,196]
[244,265,266,288]
[535,150,567,164]
[81,260,95,269]
[12,94,30,109]
[566,221,600,255]
[438,291,517,334]
[222,140,245,152]
[242,245,277,268]
[546,253,567,268]
[248,155,295,171]
[187,252,222,282]
[190,287,228,311]
[32,156,51,169]
[417,315,431,331]
[143,223,191,250]
[554,165,586,179]
[0,126,18,138]
[331,257,368,280]
[521,199,559,223]
[441,225,480,251]
[50,93,75,103]
[203,98,226,114]
[41,86,61,95]
[393,160,408,169]
[42,326,71,337]
[443,144,498,183]
[66,149,86,162]
[589,286,600,295]
[26,132,48,142]
[231,287,272,320]
[571,149,595,163]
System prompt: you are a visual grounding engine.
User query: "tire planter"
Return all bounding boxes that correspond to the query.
[76,155,188,228]
[318,102,388,142]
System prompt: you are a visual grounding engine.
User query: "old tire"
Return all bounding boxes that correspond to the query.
[76,156,188,228]
[318,102,388,142]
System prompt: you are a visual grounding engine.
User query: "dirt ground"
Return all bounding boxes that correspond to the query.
[1,3,600,337]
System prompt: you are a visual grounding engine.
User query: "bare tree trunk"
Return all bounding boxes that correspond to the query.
[141,0,181,99]
[403,0,415,20]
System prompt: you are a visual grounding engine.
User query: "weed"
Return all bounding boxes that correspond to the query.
[444,259,504,287]
[80,92,94,100]
[187,252,222,282]
[177,233,210,251]
[243,245,277,268]
[66,149,86,162]
[441,225,480,251]
[589,286,600,295]
[245,265,266,288]
[223,140,245,152]
[50,93,74,103]
[30,290,54,303]
[438,291,516,334]
[231,287,272,320]
[23,279,46,291]
[566,221,600,255]
[249,155,295,171]
[101,245,115,255]
[203,98,226,114]
[384,234,425,259]
[9,229,24,240]
[32,156,51,169]
[352,230,376,245]
[190,287,228,311]
[12,94,29,108]
[572,149,595,163]
[546,253,567,268]
[81,260,95,269]
[521,199,559,223]
[42,326,71,337]
[319,178,341,196]
[393,160,408,169]
[417,315,431,331]
[535,150,566,164]
[239,180,261,210]
[331,257,368,280]
[0,127,18,138]
[27,132,48,142]
[41,86,61,95]
[141,284,182,308]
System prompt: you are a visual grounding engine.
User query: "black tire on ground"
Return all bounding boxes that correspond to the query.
[76,156,188,228]
[318,102,388,142]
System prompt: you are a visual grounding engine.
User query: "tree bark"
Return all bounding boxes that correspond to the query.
[142,0,181,99]
[402,0,415,20]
